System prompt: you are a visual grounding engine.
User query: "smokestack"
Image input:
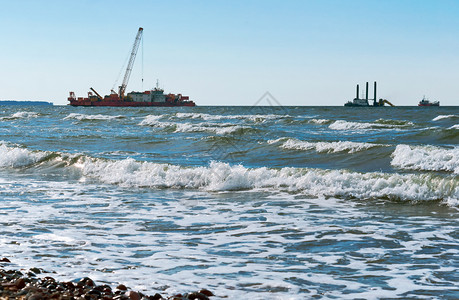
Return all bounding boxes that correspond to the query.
[374,81,377,104]
[365,82,369,101]
[356,84,359,99]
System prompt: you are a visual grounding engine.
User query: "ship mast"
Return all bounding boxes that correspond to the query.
[118,27,143,99]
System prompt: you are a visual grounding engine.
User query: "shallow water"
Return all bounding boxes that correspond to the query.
[0,105,458,299]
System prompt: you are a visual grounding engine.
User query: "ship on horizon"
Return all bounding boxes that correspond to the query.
[344,82,394,107]
[418,96,439,107]
[68,27,195,107]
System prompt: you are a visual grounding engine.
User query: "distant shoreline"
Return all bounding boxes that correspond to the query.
[0,100,53,106]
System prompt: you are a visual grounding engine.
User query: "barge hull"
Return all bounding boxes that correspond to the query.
[68,100,196,107]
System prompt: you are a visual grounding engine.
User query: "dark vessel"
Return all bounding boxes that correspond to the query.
[68,27,195,107]
[344,82,394,107]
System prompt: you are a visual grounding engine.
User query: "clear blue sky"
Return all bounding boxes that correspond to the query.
[1,0,458,106]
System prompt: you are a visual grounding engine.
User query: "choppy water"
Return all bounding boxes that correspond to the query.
[0,104,458,299]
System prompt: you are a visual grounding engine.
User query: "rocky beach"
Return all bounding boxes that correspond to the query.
[0,258,214,300]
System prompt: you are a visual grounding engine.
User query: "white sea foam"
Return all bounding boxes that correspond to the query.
[309,118,331,125]
[329,120,374,130]
[445,195,459,208]
[268,138,382,153]
[0,111,39,120]
[449,124,459,129]
[1,143,457,202]
[0,172,457,298]
[329,119,412,131]
[139,118,249,135]
[174,112,285,122]
[138,114,164,125]
[35,233,75,243]
[432,115,458,121]
[175,112,224,120]
[1,155,458,299]
[391,144,459,174]
[12,111,39,118]
[1,175,457,299]
[174,123,248,135]
[74,157,458,202]
[63,113,125,121]
[0,142,47,168]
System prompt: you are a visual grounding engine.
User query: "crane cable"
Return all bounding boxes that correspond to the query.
[112,51,130,94]
[142,32,144,91]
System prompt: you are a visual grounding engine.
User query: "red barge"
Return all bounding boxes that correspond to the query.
[418,96,439,107]
[68,27,196,107]
[68,87,196,107]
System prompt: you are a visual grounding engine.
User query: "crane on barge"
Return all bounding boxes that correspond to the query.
[68,27,196,107]
[106,27,143,101]
[119,27,143,99]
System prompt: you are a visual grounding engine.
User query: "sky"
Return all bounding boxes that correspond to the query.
[1,0,458,106]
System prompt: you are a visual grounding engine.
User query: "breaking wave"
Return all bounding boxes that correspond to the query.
[173,123,251,135]
[432,115,458,121]
[329,119,413,131]
[1,143,457,203]
[308,118,332,125]
[174,112,286,122]
[139,117,253,135]
[374,118,414,126]
[63,113,126,121]
[70,158,459,203]
[391,144,459,174]
[268,138,383,153]
[0,111,40,120]
[0,142,49,168]
[138,114,164,125]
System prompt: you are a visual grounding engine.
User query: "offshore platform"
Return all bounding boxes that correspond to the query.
[344,82,394,107]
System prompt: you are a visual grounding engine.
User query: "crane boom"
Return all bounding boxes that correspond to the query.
[90,87,103,99]
[118,27,143,99]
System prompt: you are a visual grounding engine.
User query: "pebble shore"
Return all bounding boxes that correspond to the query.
[0,258,214,300]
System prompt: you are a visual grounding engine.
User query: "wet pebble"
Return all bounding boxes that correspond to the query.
[0,264,214,300]
[126,290,141,300]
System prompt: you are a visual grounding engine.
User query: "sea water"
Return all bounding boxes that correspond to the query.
[0,104,458,299]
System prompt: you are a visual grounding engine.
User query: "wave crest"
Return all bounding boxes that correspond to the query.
[268,138,382,153]
[174,112,286,122]
[74,157,458,202]
[391,145,459,174]
[432,115,458,121]
[63,113,125,121]
[139,118,253,135]
[309,119,332,125]
[0,111,40,121]
[138,115,163,125]
[329,119,413,131]
[1,143,457,203]
[0,142,48,168]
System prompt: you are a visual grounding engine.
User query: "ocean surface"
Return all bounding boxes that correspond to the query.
[0,104,458,299]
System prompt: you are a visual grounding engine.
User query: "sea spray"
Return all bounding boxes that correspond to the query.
[391,144,459,174]
[73,155,458,201]
[0,142,47,168]
[268,138,384,153]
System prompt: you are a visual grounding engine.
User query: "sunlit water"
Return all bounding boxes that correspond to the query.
[0,105,458,299]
